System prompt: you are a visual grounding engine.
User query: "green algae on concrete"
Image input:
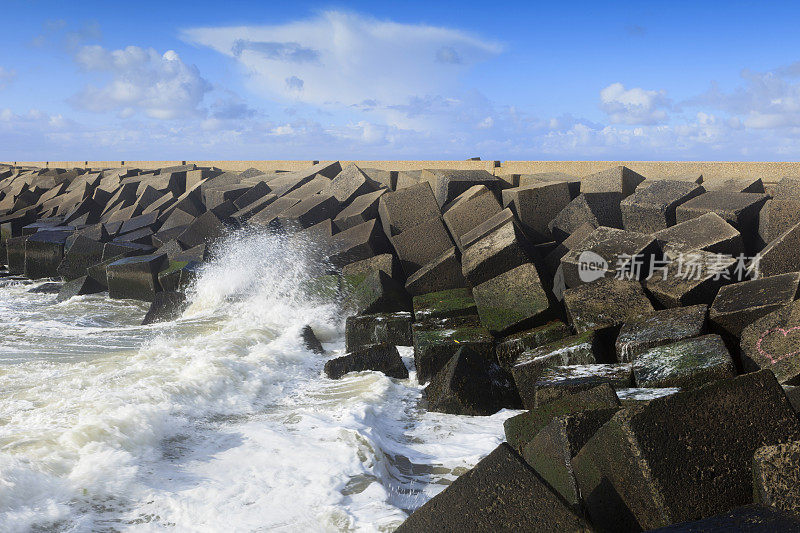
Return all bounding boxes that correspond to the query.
[496,320,572,368]
[412,314,495,384]
[632,334,736,389]
[472,262,551,334]
[412,287,476,321]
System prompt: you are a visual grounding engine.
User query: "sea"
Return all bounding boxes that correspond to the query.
[0,228,516,532]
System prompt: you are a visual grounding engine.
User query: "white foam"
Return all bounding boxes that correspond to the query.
[0,229,514,531]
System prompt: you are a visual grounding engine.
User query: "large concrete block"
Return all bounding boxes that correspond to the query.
[616,304,708,361]
[341,253,400,282]
[24,229,72,279]
[754,221,800,277]
[395,443,589,533]
[412,314,494,384]
[404,246,467,295]
[281,175,330,200]
[563,278,655,333]
[702,176,765,193]
[644,251,737,308]
[390,216,454,277]
[377,182,440,237]
[459,207,515,250]
[443,185,502,249]
[328,218,390,268]
[412,287,476,322]
[518,172,580,198]
[462,219,532,286]
[572,370,800,532]
[472,262,551,334]
[277,193,341,229]
[632,334,736,389]
[560,226,659,288]
[106,253,168,301]
[324,343,408,380]
[534,364,634,406]
[753,440,800,516]
[710,272,800,337]
[57,234,105,280]
[496,321,572,369]
[653,211,744,258]
[580,165,645,197]
[741,299,800,384]
[676,192,769,253]
[502,181,573,242]
[620,180,705,233]
[422,168,500,208]
[177,211,228,249]
[332,189,386,232]
[346,270,412,316]
[344,312,412,352]
[548,192,624,242]
[323,164,380,207]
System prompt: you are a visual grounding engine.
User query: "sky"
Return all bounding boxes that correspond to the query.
[2,0,800,161]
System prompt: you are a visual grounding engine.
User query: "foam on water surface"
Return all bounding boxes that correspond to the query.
[0,230,516,532]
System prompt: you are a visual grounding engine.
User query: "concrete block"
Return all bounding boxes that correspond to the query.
[412,314,494,384]
[616,304,708,361]
[377,182,440,237]
[473,262,551,334]
[702,176,765,193]
[106,253,168,301]
[55,275,104,302]
[177,211,228,249]
[581,166,645,197]
[282,175,330,200]
[341,253,400,282]
[548,192,624,242]
[462,218,532,286]
[247,196,300,228]
[753,440,800,516]
[332,189,386,231]
[344,312,413,352]
[56,234,105,280]
[644,251,737,308]
[346,270,412,316]
[442,185,502,249]
[563,278,655,333]
[518,172,580,198]
[676,192,769,253]
[322,164,380,207]
[534,364,634,406]
[653,211,744,257]
[620,180,705,233]
[741,299,800,384]
[404,246,467,295]
[324,343,408,380]
[25,229,72,278]
[422,168,500,208]
[459,207,515,250]
[710,272,800,337]
[412,287,476,322]
[502,181,573,242]
[277,193,341,229]
[755,221,800,277]
[496,321,572,369]
[142,291,187,325]
[328,219,391,268]
[390,216,454,277]
[632,334,736,388]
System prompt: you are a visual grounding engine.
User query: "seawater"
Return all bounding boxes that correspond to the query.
[0,229,516,532]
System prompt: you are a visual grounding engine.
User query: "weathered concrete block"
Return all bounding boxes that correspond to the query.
[332,189,386,231]
[645,504,800,532]
[753,440,800,516]
[344,312,413,352]
[518,172,581,198]
[390,216,454,276]
[472,262,551,334]
[412,287,476,322]
[57,234,105,280]
[620,180,705,233]
[543,222,596,275]
[548,192,625,242]
[560,226,659,288]
[25,229,72,279]
[55,275,104,302]
[534,364,634,407]
[324,343,408,380]
[755,221,800,277]
[563,278,655,333]
[177,211,228,249]
[360,167,394,189]
[572,370,800,532]
[404,246,466,295]
[328,218,390,268]
[676,192,769,253]
[377,182,440,237]
[426,346,521,415]
[459,207,515,250]
[702,176,765,193]
[710,271,800,337]
[443,185,502,249]
[157,260,200,293]
[496,321,572,369]
[616,304,708,361]
[422,168,500,208]
[502,181,573,242]
[395,443,589,533]
[106,253,168,301]
[644,251,736,308]
[741,299,800,384]
[632,334,736,389]
[246,196,300,227]
[394,169,421,190]
[347,270,412,316]
[232,192,277,223]
[277,192,341,229]
[580,165,645,197]
[462,218,533,286]
[503,383,620,454]
[113,227,154,246]
[341,253,400,282]
[511,331,609,409]
[523,407,619,512]
[412,314,494,384]
[203,183,252,210]
[142,291,187,325]
[323,164,380,207]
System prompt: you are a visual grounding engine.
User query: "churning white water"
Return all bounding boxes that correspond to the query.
[0,229,515,532]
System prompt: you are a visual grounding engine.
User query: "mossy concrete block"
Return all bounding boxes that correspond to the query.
[534,364,634,407]
[572,370,800,532]
[561,226,659,288]
[503,383,620,455]
[753,440,800,516]
[412,287,476,322]
[616,304,708,362]
[502,181,573,242]
[25,229,72,279]
[645,504,800,532]
[426,346,521,416]
[563,278,655,334]
[300,274,341,301]
[157,260,200,293]
[332,188,386,232]
[5,235,27,274]
[580,165,645,197]
[443,185,502,250]
[548,192,625,242]
[496,320,572,369]
[347,269,412,316]
[644,251,736,308]
[511,331,608,409]
[632,334,736,389]
[404,246,466,295]
[412,314,494,384]
[473,262,551,334]
[344,312,413,352]
[620,180,705,233]
[106,253,168,301]
[710,272,800,337]
[462,218,532,286]
[324,343,408,380]
[741,299,800,384]
[377,182,440,237]
[395,443,590,533]
[142,291,187,325]
[522,407,619,512]
[329,218,391,269]
[653,212,744,257]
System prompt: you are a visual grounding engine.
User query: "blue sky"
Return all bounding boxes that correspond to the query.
[2,0,800,161]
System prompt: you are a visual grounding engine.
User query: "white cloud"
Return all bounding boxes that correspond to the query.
[181,11,502,109]
[0,67,16,90]
[69,45,212,119]
[600,82,671,125]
